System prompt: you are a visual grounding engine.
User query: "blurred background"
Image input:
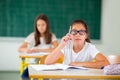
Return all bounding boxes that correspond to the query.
[0,0,120,79]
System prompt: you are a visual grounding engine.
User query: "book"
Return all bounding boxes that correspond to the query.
[30,64,88,71]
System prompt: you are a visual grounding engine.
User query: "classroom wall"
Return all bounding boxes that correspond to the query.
[0,0,120,71]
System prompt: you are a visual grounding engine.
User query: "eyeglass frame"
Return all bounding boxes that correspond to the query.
[70,29,86,36]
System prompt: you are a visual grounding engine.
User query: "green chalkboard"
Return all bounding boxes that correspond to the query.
[0,0,101,39]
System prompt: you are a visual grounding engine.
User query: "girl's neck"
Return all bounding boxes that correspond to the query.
[40,33,44,37]
[73,42,85,53]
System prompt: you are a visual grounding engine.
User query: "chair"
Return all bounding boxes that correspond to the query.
[106,55,120,64]
[39,55,64,64]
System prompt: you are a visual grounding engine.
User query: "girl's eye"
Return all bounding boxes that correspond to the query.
[70,30,86,35]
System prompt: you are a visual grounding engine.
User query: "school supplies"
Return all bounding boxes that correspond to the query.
[104,63,120,75]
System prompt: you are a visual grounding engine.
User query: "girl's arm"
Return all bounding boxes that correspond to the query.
[45,34,71,64]
[18,42,32,53]
[44,45,64,64]
[18,40,58,53]
[69,53,110,69]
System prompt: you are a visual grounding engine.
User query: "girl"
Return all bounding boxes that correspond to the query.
[18,14,58,80]
[45,19,110,69]
[18,14,58,54]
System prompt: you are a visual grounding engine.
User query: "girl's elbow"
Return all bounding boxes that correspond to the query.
[44,58,52,65]
[44,60,49,65]
[103,60,110,66]
[106,61,110,65]
[18,48,21,52]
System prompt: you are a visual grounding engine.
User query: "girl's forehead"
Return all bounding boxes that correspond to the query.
[37,19,46,24]
[72,24,85,30]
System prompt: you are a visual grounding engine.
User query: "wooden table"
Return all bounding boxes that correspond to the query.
[28,65,120,79]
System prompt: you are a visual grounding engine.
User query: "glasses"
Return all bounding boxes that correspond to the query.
[70,29,86,35]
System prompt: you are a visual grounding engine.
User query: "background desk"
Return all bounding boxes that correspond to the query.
[19,53,48,74]
[28,65,120,79]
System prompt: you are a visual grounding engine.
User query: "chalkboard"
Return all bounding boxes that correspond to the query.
[0,0,101,39]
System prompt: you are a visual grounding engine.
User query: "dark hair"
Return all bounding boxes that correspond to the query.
[70,19,91,43]
[34,14,52,46]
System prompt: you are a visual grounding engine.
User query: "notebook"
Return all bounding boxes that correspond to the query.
[30,64,88,71]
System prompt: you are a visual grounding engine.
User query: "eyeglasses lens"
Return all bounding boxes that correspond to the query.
[70,30,86,35]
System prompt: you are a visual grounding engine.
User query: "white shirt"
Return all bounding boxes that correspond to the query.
[25,32,57,49]
[61,41,99,65]
[24,32,57,63]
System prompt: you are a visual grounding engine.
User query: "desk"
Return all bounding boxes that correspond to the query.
[19,53,48,74]
[28,65,120,79]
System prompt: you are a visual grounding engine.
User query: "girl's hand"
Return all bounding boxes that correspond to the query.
[59,33,71,48]
[31,48,39,53]
[24,48,33,53]
[69,62,79,66]
[24,48,39,53]
[69,62,84,67]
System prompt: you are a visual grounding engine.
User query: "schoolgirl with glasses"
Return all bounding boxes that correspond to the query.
[45,19,110,69]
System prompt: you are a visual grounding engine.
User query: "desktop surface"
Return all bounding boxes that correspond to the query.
[28,65,120,79]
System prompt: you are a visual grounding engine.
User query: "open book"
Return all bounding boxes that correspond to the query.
[30,64,88,71]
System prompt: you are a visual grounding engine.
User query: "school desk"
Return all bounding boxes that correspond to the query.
[19,52,48,75]
[28,64,120,80]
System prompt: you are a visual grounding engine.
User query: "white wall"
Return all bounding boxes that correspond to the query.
[0,0,120,71]
[0,38,23,71]
[96,0,120,54]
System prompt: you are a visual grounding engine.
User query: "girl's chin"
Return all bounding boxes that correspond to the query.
[75,39,81,41]
[39,31,45,34]
[74,39,84,43]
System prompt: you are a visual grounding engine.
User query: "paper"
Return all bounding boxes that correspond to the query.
[30,64,88,71]
[20,52,49,56]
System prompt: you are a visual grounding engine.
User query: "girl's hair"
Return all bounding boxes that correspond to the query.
[34,14,52,46]
[70,19,91,43]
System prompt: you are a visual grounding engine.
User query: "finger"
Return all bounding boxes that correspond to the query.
[66,33,72,39]
[63,37,69,42]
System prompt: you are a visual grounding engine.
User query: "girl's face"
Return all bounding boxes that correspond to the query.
[37,19,47,34]
[70,23,87,43]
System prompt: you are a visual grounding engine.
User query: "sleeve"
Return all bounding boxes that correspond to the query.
[51,33,58,42]
[61,40,72,55]
[89,44,100,59]
[24,32,35,44]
